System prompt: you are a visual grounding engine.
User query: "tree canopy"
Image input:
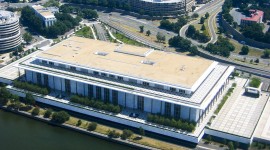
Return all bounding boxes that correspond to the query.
[52,111,70,124]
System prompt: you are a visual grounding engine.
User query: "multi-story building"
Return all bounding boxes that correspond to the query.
[0,10,21,53]
[15,37,234,143]
[31,5,59,27]
[241,10,264,26]
[123,0,195,16]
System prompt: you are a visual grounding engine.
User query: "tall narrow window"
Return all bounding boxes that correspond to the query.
[36,73,42,85]
[104,88,110,103]
[88,85,93,98]
[96,86,101,100]
[137,96,144,111]
[164,102,171,117]
[174,105,181,119]
[112,90,118,105]
[65,79,71,93]
[44,74,48,87]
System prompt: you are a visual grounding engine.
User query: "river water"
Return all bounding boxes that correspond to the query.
[0,110,135,150]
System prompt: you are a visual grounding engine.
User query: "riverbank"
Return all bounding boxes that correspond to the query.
[0,105,156,150]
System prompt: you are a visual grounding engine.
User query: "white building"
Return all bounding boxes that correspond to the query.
[14,37,234,143]
[0,10,21,53]
[31,5,58,27]
[119,0,194,16]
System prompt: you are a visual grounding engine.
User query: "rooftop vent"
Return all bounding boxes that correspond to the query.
[95,51,108,56]
[180,65,186,71]
[141,60,155,65]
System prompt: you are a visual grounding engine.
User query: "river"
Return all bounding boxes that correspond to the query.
[0,110,136,150]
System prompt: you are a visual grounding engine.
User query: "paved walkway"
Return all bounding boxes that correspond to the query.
[254,96,270,143]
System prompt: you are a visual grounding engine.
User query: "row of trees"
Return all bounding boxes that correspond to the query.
[20,6,82,38]
[168,36,199,55]
[205,36,235,57]
[70,95,121,113]
[60,5,98,19]
[186,25,210,43]
[147,114,196,132]
[241,24,270,44]
[13,81,50,95]
[159,16,188,33]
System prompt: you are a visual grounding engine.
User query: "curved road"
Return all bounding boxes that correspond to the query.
[179,1,270,78]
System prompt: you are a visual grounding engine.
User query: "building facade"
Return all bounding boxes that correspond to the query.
[122,0,195,16]
[0,10,21,53]
[31,5,59,27]
[17,37,234,142]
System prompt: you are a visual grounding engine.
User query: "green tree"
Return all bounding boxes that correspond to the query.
[156,32,165,43]
[31,107,40,116]
[25,93,35,105]
[146,30,151,36]
[240,45,249,55]
[139,127,145,136]
[108,130,120,138]
[201,24,206,31]
[233,22,238,28]
[76,119,82,126]
[234,142,239,149]
[263,49,270,58]
[192,6,196,12]
[200,17,205,24]
[0,87,11,106]
[186,25,196,37]
[189,46,199,55]
[87,122,97,131]
[139,25,144,33]
[205,12,210,19]
[52,111,70,124]
[121,129,133,140]
[255,58,260,63]
[192,13,199,18]
[44,109,53,118]
[227,141,234,150]
[23,32,33,44]
[206,135,212,143]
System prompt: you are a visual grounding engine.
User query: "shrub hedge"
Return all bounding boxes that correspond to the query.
[13,81,49,95]
[70,95,121,113]
[147,114,196,132]
[249,78,261,88]
[215,86,235,114]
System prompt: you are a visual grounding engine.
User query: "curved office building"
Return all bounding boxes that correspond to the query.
[0,10,21,53]
[127,0,195,16]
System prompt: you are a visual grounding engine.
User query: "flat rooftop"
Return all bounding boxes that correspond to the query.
[210,78,268,138]
[37,36,214,89]
[40,11,54,18]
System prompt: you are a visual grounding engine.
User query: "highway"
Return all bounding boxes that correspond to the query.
[100,16,163,50]
[93,23,108,41]
[180,0,270,78]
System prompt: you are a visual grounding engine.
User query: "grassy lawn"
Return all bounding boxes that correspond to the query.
[117,23,170,47]
[229,39,263,57]
[4,98,187,150]
[113,32,146,47]
[75,27,94,39]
